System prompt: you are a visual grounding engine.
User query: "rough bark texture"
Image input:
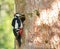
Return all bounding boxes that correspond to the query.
[15,0,60,49]
[15,0,26,14]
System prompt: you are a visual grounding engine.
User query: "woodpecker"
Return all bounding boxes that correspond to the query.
[12,13,25,47]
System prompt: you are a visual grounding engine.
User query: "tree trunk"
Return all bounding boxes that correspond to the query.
[15,0,60,49]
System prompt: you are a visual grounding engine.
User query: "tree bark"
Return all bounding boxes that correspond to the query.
[15,0,60,49]
[15,0,26,14]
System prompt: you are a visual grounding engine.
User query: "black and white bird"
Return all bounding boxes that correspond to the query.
[12,13,25,47]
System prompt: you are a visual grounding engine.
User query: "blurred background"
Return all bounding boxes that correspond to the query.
[0,0,15,49]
